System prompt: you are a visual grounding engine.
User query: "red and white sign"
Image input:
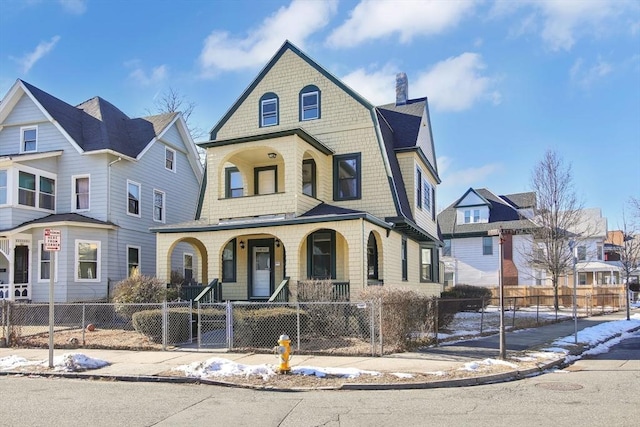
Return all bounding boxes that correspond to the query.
[44,229,61,251]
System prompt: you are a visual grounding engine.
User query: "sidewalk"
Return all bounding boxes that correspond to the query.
[1,309,638,390]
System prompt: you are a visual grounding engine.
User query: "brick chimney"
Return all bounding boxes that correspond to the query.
[396,72,408,106]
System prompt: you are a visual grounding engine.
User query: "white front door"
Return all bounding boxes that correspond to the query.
[252,246,271,298]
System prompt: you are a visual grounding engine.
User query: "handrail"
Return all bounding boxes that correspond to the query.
[195,279,220,303]
[268,277,290,302]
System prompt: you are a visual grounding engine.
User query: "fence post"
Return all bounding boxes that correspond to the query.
[162,301,167,351]
[197,301,201,350]
[226,301,233,350]
[511,297,517,328]
[370,301,375,357]
[296,303,301,351]
[82,304,86,346]
[378,298,383,356]
[434,299,439,347]
[480,298,485,334]
[189,300,193,344]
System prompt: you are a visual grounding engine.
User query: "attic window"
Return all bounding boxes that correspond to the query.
[165,147,176,172]
[21,126,37,153]
[260,93,279,127]
[300,85,320,121]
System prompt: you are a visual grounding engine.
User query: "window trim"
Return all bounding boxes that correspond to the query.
[483,236,493,255]
[225,167,243,198]
[75,239,100,282]
[38,241,58,283]
[153,189,166,223]
[401,237,408,281]
[222,239,236,282]
[420,246,433,283]
[333,153,362,201]
[416,168,422,209]
[72,174,90,212]
[307,230,336,280]
[299,85,321,121]
[259,93,279,127]
[302,159,316,198]
[20,126,37,153]
[126,245,141,277]
[165,147,177,173]
[127,179,141,217]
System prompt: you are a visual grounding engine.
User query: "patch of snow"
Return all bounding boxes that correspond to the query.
[0,353,108,372]
[460,358,518,371]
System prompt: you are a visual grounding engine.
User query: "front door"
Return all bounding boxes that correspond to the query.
[14,246,29,284]
[249,239,274,299]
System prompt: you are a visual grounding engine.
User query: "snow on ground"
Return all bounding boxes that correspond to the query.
[0,313,638,380]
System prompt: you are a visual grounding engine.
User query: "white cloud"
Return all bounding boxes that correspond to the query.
[198,0,337,76]
[127,62,168,86]
[58,0,87,15]
[492,0,638,51]
[327,0,477,48]
[413,53,499,112]
[569,57,613,88]
[440,162,503,188]
[340,64,398,105]
[14,36,61,73]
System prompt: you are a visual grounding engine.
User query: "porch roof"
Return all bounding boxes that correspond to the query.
[576,261,623,272]
[0,213,117,234]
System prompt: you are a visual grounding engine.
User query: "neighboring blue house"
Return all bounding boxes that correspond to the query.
[0,79,203,302]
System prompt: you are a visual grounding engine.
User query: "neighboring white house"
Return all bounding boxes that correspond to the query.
[437,188,540,287]
[0,79,203,302]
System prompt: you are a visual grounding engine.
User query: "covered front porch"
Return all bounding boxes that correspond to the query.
[0,236,33,301]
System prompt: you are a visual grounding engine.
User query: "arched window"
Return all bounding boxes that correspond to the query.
[259,92,279,127]
[299,85,320,121]
[367,233,378,280]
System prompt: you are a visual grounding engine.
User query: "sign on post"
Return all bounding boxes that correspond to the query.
[44,229,61,252]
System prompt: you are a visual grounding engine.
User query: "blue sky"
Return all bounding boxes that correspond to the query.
[1,0,639,228]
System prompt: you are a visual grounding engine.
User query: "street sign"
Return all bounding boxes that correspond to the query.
[44,229,61,252]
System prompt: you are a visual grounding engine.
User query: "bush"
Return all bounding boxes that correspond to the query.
[112,271,178,318]
[440,284,492,312]
[628,281,640,292]
[359,287,456,351]
[233,307,309,348]
[131,308,193,344]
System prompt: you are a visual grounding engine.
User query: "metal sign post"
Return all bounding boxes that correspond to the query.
[44,229,61,368]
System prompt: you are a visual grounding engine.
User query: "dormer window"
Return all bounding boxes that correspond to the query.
[260,93,278,127]
[464,209,481,224]
[165,147,176,172]
[299,85,320,121]
[21,126,37,152]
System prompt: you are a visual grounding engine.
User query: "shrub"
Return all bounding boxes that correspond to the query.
[112,271,178,318]
[131,308,192,344]
[297,279,336,301]
[233,307,309,348]
[440,284,492,312]
[359,287,456,351]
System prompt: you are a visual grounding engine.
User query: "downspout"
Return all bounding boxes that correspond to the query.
[107,157,122,223]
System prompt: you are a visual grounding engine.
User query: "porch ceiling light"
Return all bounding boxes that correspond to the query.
[275,239,281,248]
[268,152,277,159]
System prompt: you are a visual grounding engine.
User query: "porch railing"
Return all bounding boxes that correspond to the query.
[332,282,350,301]
[194,279,221,303]
[268,277,290,302]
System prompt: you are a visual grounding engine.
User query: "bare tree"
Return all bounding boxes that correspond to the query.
[527,150,585,310]
[619,201,640,320]
[147,87,206,165]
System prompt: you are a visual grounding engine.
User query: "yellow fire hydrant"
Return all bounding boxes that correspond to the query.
[275,334,292,374]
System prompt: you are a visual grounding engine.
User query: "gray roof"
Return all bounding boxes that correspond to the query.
[438,188,538,237]
[1,213,116,233]
[21,80,176,158]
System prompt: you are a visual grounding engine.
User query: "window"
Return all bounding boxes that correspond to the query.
[225,167,243,198]
[39,243,51,281]
[21,126,37,152]
[76,240,99,281]
[127,180,141,216]
[367,233,378,280]
[39,176,55,210]
[483,236,493,255]
[577,245,586,261]
[420,247,433,282]
[473,209,480,223]
[578,273,587,285]
[222,240,236,282]
[597,244,603,261]
[302,159,316,197]
[443,239,451,256]
[431,186,436,221]
[0,170,7,204]
[402,237,408,281]
[254,166,277,195]
[153,189,165,222]
[464,209,480,224]
[165,147,176,172]
[444,272,454,287]
[184,253,194,284]
[416,168,422,209]
[307,230,335,279]
[73,175,90,211]
[535,270,543,286]
[18,171,36,207]
[464,210,471,223]
[333,153,361,200]
[423,179,431,213]
[260,93,278,127]
[300,85,320,121]
[127,246,140,277]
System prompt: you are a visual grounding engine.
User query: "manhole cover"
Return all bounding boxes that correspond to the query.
[535,382,584,391]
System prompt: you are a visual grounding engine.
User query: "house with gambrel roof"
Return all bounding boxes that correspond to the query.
[0,80,203,302]
[153,41,443,301]
[437,188,540,288]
